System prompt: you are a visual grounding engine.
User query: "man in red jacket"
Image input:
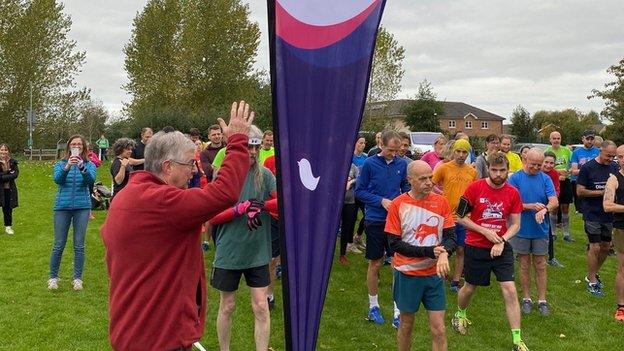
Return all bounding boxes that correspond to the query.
[101,101,254,351]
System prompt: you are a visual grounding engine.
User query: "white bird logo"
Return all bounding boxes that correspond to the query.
[298,158,320,191]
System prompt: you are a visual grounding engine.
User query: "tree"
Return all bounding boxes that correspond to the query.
[124,0,263,134]
[403,80,444,132]
[0,0,89,149]
[509,106,536,142]
[367,26,405,104]
[590,58,624,144]
[532,109,599,145]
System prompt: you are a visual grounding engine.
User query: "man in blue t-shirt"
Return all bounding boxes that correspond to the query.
[571,130,600,215]
[509,149,558,316]
[577,140,619,297]
[355,130,410,327]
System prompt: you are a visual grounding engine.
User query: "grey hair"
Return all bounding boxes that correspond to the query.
[144,131,196,175]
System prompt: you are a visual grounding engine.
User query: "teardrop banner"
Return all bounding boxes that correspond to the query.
[267,1,387,350]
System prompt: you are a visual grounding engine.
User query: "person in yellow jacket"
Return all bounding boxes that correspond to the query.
[501,135,523,173]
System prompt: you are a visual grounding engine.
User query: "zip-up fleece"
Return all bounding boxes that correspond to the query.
[101,133,249,351]
[355,154,410,222]
[53,160,96,210]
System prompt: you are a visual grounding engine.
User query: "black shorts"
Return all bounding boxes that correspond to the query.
[210,265,270,292]
[584,221,613,244]
[558,178,573,204]
[365,220,392,260]
[464,244,515,286]
[270,218,280,258]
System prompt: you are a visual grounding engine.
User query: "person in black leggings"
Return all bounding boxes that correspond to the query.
[339,164,359,264]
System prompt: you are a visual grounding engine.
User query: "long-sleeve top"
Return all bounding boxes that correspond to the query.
[101,133,249,351]
[52,160,96,210]
[355,154,410,222]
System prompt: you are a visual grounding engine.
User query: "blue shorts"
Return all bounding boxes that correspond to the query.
[455,223,466,246]
[365,220,393,260]
[393,270,446,313]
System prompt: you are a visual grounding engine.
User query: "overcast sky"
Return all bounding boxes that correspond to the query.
[62,0,623,120]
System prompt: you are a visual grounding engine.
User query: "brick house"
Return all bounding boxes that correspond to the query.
[365,99,505,137]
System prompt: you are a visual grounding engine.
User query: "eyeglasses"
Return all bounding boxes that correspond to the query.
[171,159,198,170]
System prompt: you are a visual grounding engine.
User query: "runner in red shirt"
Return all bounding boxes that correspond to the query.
[450,152,529,351]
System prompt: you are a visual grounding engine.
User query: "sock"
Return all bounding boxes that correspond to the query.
[538,300,547,304]
[562,214,570,236]
[393,301,400,318]
[522,298,532,302]
[369,295,379,308]
[511,329,522,344]
[456,307,467,318]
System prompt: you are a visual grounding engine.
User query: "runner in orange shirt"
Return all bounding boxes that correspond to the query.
[386,160,457,351]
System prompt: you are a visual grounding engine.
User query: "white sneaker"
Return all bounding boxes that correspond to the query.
[5,226,14,235]
[47,278,59,290]
[347,243,362,254]
[72,279,83,291]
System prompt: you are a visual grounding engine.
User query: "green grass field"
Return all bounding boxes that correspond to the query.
[0,161,622,350]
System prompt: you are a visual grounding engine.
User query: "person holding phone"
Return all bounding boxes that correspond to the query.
[0,144,19,235]
[48,134,96,291]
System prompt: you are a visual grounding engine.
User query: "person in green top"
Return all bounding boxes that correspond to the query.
[545,131,573,241]
[209,125,277,351]
[258,130,274,165]
[95,134,109,161]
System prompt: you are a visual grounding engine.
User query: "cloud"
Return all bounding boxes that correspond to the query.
[63,0,623,119]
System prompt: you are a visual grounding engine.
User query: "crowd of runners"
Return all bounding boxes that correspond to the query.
[4,100,621,350]
[350,129,624,351]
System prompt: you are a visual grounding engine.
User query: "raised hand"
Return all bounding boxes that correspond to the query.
[218,101,255,139]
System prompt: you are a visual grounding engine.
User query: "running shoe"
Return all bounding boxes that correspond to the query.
[347,243,362,254]
[338,255,348,265]
[276,265,282,279]
[5,226,14,235]
[521,299,533,314]
[512,340,530,351]
[383,256,392,266]
[538,301,550,316]
[584,275,603,289]
[367,306,385,325]
[449,281,461,293]
[47,278,58,290]
[392,315,400,329]
[451,312,471,335]
[547,258,564,268]
[201,241,210,252]
[563,235,575,243]
[587,282,604,297]
[615,307,624,322]
[72,279,83,291]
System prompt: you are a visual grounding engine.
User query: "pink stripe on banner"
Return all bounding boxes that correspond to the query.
[276,0,381,49]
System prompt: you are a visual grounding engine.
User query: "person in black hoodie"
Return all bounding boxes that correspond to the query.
[0,144,18,235]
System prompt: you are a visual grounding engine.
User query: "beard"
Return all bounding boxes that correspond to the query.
[489,174,507,186]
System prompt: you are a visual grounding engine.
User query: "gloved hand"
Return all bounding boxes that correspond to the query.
[246,200,265,231]
[233,200,251,217]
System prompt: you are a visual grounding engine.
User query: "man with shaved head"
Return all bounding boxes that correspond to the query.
[509,149,558,316]
[578,140,619,297]
[602,144,624,321]
[385,160,457,351]
[545,131,573,241]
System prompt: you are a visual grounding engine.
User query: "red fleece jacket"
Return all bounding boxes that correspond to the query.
[101,133,249,351]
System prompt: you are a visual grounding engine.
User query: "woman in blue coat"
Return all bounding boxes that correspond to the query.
[48,135,96,291]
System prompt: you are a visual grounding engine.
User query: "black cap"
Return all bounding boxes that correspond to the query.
[582,130,595,138]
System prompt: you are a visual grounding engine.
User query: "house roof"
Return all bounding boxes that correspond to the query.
[366,99,506,121]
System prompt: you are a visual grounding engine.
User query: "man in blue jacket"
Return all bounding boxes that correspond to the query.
[356,130,410,327]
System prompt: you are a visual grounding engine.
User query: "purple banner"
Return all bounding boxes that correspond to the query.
[268,1,387,350]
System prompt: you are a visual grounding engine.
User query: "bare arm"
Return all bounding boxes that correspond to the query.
[603,175,624,213]
[502,213,521,241]
[577,183,604,198]
[128,158,144,166]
